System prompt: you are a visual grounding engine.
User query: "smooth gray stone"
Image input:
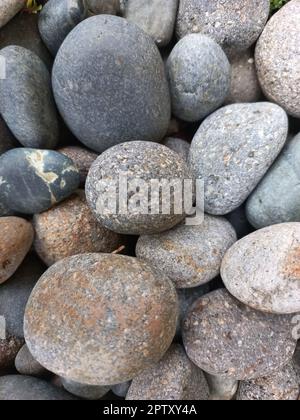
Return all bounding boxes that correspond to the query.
[62,378,110,400]
[15,344,47,377]
[111,381,131,398]
[167,34,231,122]
[205,374,238,401]
[52,15,170,153]
[188,103,288,215]
[0,46,59,149]
[247,133,300,229]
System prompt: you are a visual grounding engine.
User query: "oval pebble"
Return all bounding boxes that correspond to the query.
[0,0,24,29]
[0,334,24,371]
[61,378,110,400]
[58,146,98,186]
[15,344,47,377]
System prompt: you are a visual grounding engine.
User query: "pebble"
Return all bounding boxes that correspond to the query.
[52,15,170,153]
[176,0,270,55]
[136,214,237,288]
[205,374,238,401]
[86,141,192,235]
[85,0,120,16]
[182,289,297,380]
[58,146,98,186]
[0,217,34,284]
[246,133,300,229]
[188,103,289,215]
[111,381,131,398]
[166,34,231,122]
[255,0,300,118]
[33,190,124,266]
[24,253,178,385]
[0,46,59,149]
[221,223,300,314]
[162,137,190,162]
[126,344,210,400]
[0,116,17,156]
[0,334,24,371]
[15,344,47,377]
[61,378,110,400]
[0,148,80,214]
[0,0,24,30]
[124,0,178,47]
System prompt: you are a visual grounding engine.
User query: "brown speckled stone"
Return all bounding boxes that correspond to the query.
[33,190,124,266]
[15,344,47,377]
[182,289,297,380]
[58,146,98,186]
[0,217,34,284]
[24,253,178,385]
[0,334,24,371]
[126,344,209,400]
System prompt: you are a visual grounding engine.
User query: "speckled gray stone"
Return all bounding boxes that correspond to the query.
[111,381,131,398]
[167,34,231,122]
[125,0,178,47]
[24,253,178,385]
[176,0,270,55]
[162,137,190,162]
[0,0,24,29]
[58,146,98,186]
[15,344,47,377]
[136,214,237,288]
[0,46,59,149]
[221,223,300,315]
[0,116,17,156]
[86,141,192,235]
[126,344,209,400]
[237,363,299,401]
[182,289,297,380]
[0,148,80,214]
[205,374,238,401]
[52,15,170,153]
[256,0,300,118]
[188,103,289,215]
[61,378,110,400]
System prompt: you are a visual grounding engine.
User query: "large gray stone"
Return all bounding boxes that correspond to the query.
[0,0,24,30]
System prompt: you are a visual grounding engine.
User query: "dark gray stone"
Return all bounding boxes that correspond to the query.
[0,334,24,371]
[225,205,254,240]
[0,116,17,156]
[162,137,190,162]
[111,381,131,398]
[52,15,170,153]
[62,378,110,400]
[15,344,47,377]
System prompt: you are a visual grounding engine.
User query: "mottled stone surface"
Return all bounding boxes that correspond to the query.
[188,103,288,215]
[0,334,24,371]
[125,0,178,47]
[24,254,178,385]
[127,344,209,400]
[52,15,170,153]
[256,0,300,118]
[111,381,131,398]
[0,217,34,284]
[0,0,24,29]
[162,137,190,162]
[15,344,47,377]
[176,0,270,54]
[205,374,238,401]
[221,223,300,314]
[58,146,98,186]
[62,378,110,400]
[0,148,80,214]
[182,289,297,380]
[136,215,237,288]
[0,46,59,148]
[86,141,191,235]
[0,116,17,156]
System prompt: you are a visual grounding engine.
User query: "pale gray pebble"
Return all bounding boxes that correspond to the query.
[167,34,231,122]
[246,133,300,229]
[52,15,170,153]
[205,374,238,401]
[162,137,190,162]
[188,103,288,215]
[15,344,47,377]
[0,0,23,29]
[111,381,131,398]
[182,289,297,380]
[125,0,178,47]
[221,223,300,314]
[126,344,210,400]
[61,378,110,400]
[136,214,237,288]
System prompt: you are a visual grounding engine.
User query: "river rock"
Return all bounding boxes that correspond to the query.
[182,289,297,380]
[188,103,288,215]
[15,344,47,377]
[58,146,98,186]
[0,46,59,148]
[62,378,110,400]
[24,253,178,385]
[111,381,131,398]
[0,334,24,371]
[255,0,300,118]
[162,137,190,162]
[52,15,170,153]
[205,374,238,401]
[0,0,24,30]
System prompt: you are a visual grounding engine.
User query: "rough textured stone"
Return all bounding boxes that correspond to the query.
[0,0,24,30]
[52,15,170,153]
[188,103,288,215]
[126,344,209,400]
[162,137,190,162]
[0,334,24,371]
[0,116,17,156]
[205,374,238,401]
[182,289,297,380]
[15,344,47,377]
[176,0,270,54]
[221,223,300,314]
[58,146,98,186]
[246,133,300,229]
[24,253,178,385]
[111,381,131,398]
[0,148,80,214]
[86,141,192,235]
[167,34,230,122]
[136,215,237,288]
[0,217,34,284]
[125,0,178,47]
[255,0,300,118]
[61,378,110,400]
[0,46,59,148]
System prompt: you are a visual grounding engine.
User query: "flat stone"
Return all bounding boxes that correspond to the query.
[0,0,24,30]
[162,137,190,162]
[167,34,231,122]
[188,103,288,215]
[0,46,59,148]
[182,289,297,380]
[221,223,300,314]
[205,374,238,401]
[62,378,110,400]
[111,381,131,398]
[24,253,178,385]
[52,15,170,153]
[58,146,97,186]
[15,344,47,377]
[0,334,24,371]
[256,0,300,118]
[136,214,237,288]
[126,344,209,400]
[0,148,80,214]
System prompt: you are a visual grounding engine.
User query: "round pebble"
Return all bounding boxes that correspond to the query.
[61,378,110,400]
[0,0,24,29]
[162,137,190,162]
[58,146,98,186]
[205,374,238,401]
[15,344,47,377]
[24,253,178,385]
[0,334,24,371]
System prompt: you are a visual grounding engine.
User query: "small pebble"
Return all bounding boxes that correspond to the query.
[15,344,47,377]
[0,334,24,371]
[162,137,190,162]
[205,374,238,401]
[58,146,98,186]
[61,378,110,400]
[0,0,24,30]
